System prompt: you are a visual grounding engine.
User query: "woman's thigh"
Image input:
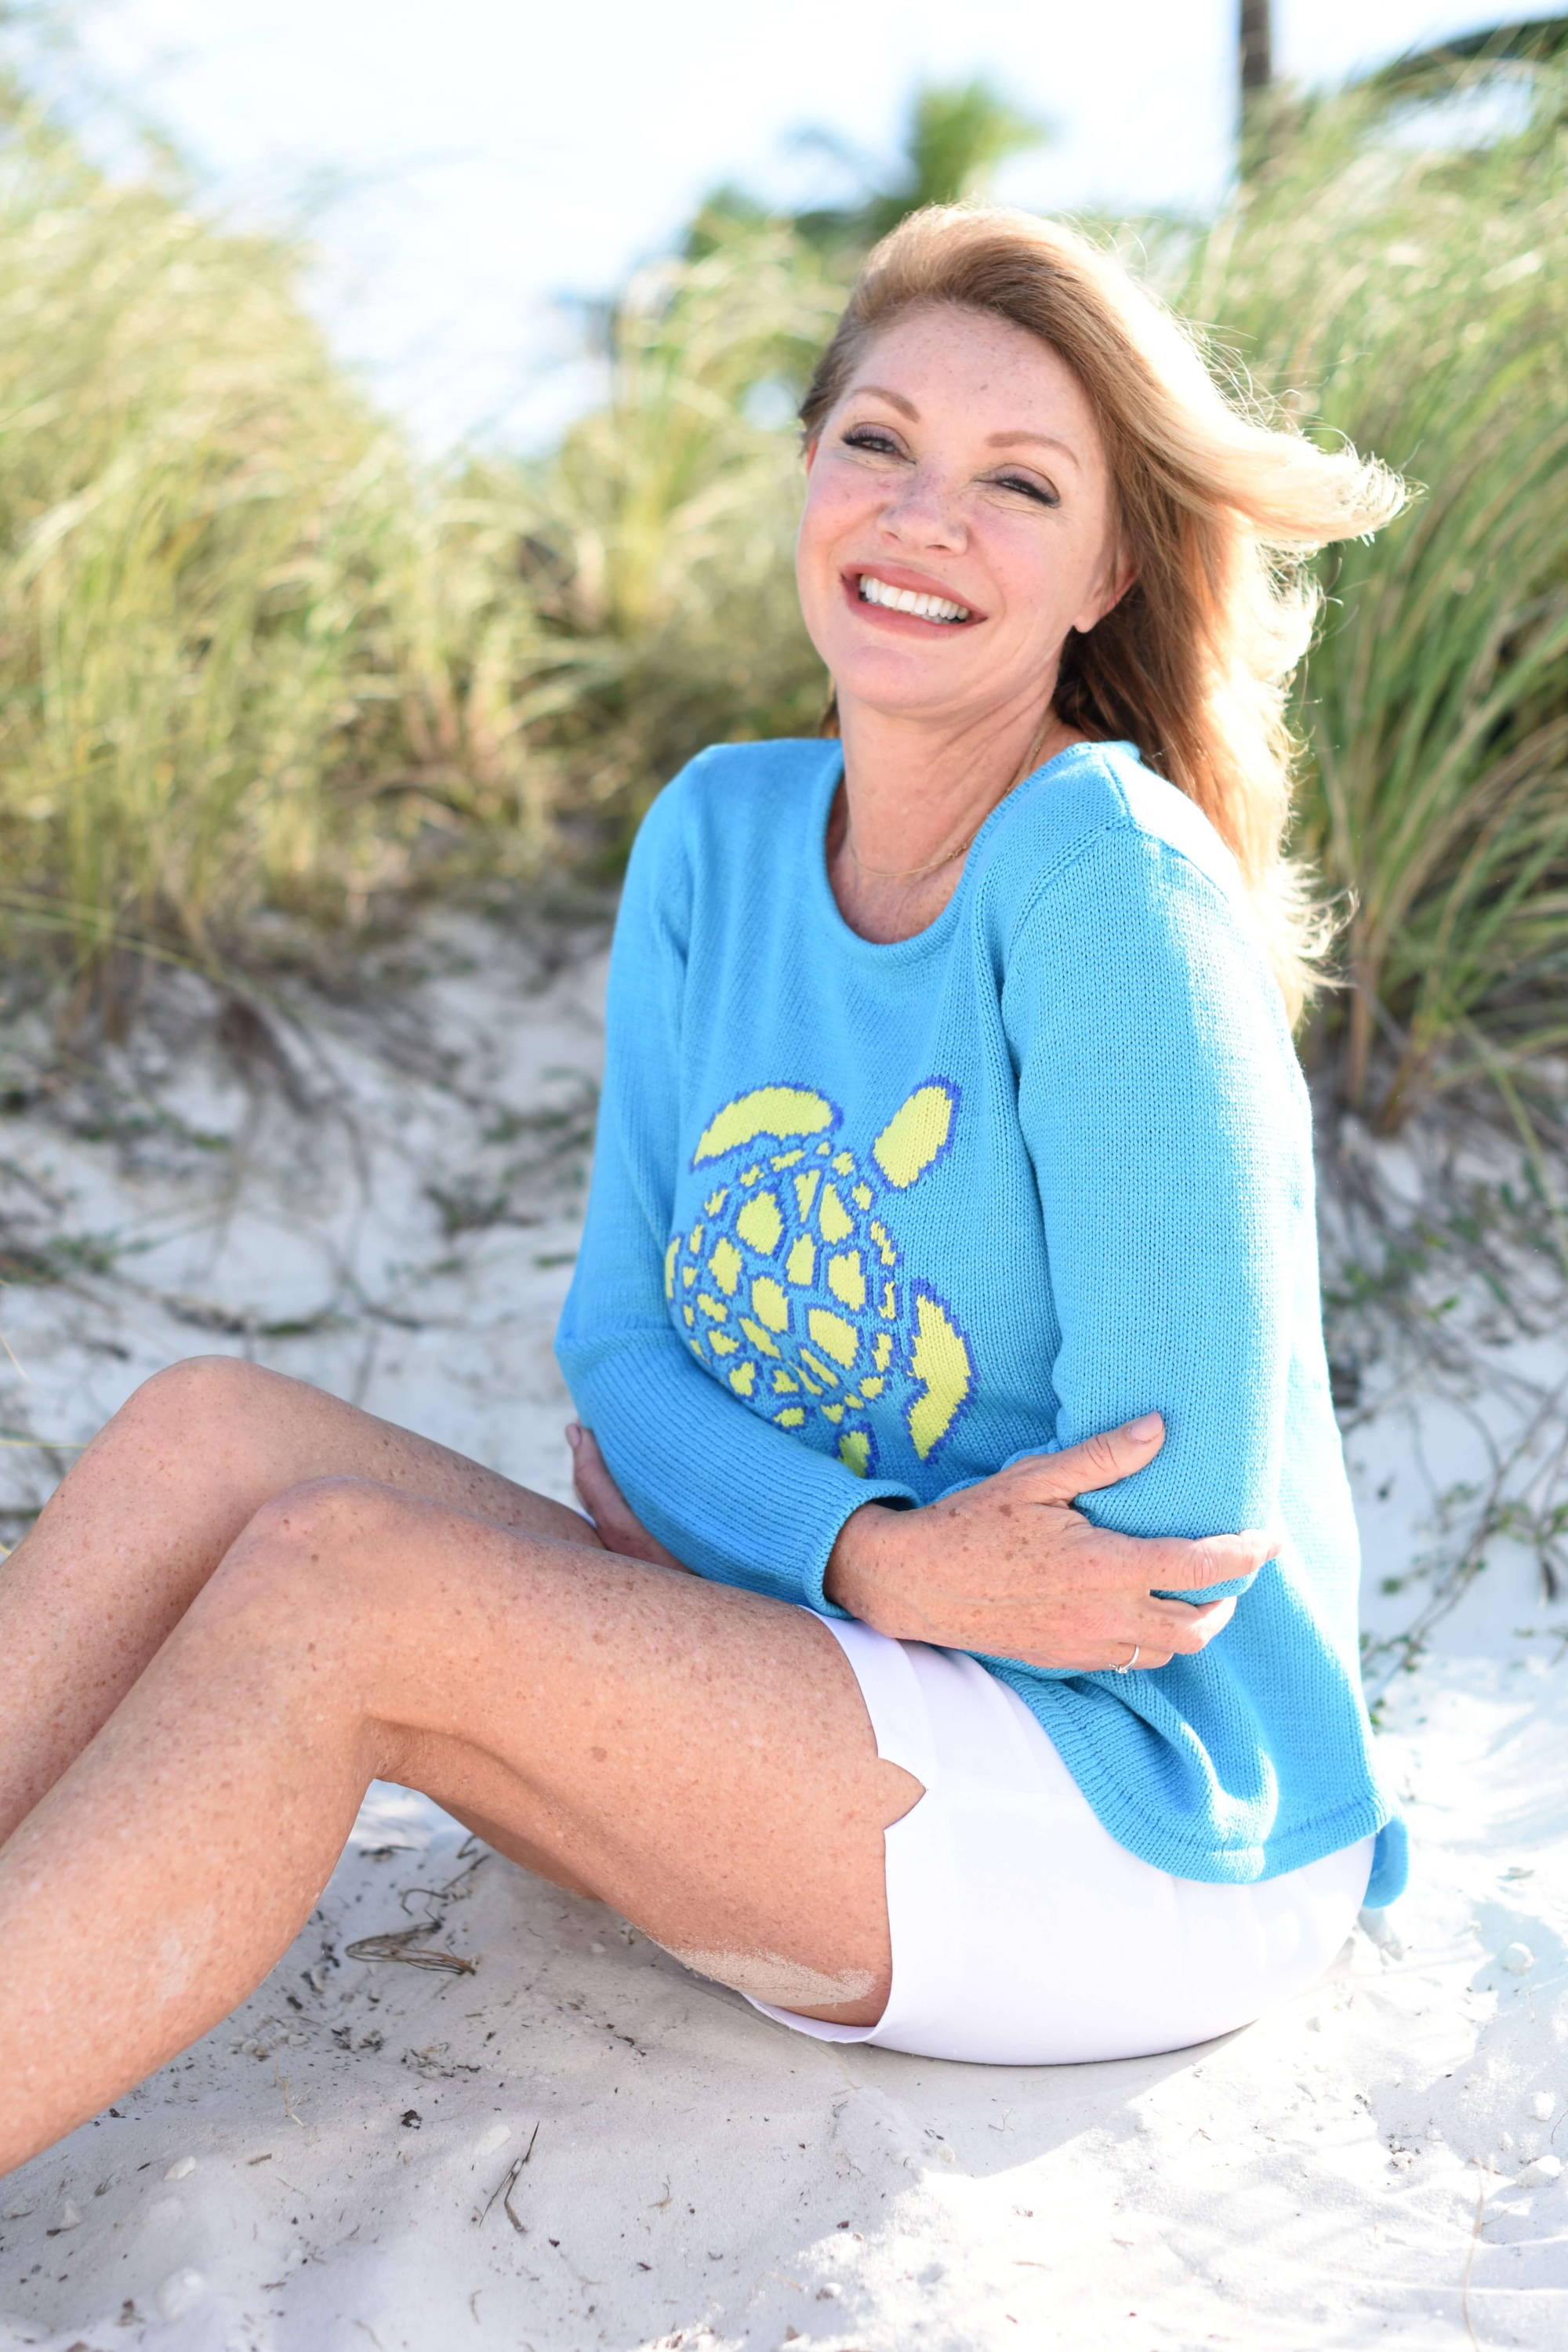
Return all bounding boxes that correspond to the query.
[220,1477,925,2025]
[0,1355,598,1837]
[67,1352,593,1557]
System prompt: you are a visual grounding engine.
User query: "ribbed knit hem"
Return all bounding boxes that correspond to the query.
[986,1658,1409,1906]
[796,1486,918,1618]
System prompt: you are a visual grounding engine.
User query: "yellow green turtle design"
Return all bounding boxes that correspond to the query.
[666,1081,974,1477]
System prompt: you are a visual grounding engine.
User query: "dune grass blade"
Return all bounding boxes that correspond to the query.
[503,221,845,848]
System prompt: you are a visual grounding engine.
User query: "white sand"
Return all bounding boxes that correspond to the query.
[1,918,1565,2350]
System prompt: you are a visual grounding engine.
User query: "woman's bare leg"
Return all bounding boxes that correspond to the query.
[0,1355,593,1845]
[0,1476,920,2177]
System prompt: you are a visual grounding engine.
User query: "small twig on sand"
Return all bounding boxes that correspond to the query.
[344,1926,476,1976]
[420,1854,488,1910]
[273,2062,304,2127]
[346,1853,488,1973]
[478,2121,540,2235]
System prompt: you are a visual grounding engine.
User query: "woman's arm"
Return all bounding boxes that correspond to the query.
[798,822,1299,1671]
[1002,822,1307,1568]
[569,1414,1269,1671]
[554,768,920,1611]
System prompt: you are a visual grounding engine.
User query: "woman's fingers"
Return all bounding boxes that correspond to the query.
[1017,1638,1176,1674]
[1144,1594,1237,1653]
[566,1422,612,1522]
[1007,1414,1166,1501]
[1102,1525,1279,1593]
[568,1423,644,1546]
[564,1426,690,1572]
[1012,1588,1237,1676]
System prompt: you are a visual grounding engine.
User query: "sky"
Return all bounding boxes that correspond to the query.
[53,0,1534,450]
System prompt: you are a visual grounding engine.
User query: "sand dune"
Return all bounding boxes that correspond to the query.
[1,916,1564,2349]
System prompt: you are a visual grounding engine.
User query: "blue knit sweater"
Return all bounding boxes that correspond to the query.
[556,736,1407,1907]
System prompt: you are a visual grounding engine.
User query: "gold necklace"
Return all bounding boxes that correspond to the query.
[842,822,982,886]
[837,719,1069,887]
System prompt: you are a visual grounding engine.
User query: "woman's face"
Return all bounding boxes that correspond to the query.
[796,303,1129,731]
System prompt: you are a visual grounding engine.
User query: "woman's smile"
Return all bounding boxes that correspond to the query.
[840,561,983,633]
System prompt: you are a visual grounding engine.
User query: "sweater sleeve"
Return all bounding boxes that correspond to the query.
[1002,824,1308,1590]
[554,768,917,1609]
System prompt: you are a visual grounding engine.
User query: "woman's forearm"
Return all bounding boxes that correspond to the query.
[822,1503,902,1628]
[820,1431,1265,1674]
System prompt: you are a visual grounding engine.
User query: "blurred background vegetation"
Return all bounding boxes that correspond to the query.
[0,19,1565,1139]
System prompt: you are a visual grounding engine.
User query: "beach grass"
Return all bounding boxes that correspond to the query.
[0,64,1564,1125]
[1177,72,1568,1130]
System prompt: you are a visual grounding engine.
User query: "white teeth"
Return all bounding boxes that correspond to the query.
[857,574,971,623]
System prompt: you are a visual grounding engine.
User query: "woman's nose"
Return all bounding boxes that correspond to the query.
[879,465,966,550]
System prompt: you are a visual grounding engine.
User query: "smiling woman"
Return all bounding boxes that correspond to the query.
[0,208,1413,2180]
[793,207,1405,990]
[797,302,1134,942]
[559,207,1416,2054]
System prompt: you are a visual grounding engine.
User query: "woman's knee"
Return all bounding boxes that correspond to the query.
[108,1354,285,1468]
[223,1472,394,1567]
[204,1475,422,1628]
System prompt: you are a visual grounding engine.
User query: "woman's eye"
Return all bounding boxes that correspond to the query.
[996,474,1060,508]
[841,426,902,456]
[837,430,1058,506]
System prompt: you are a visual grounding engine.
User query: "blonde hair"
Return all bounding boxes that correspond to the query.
[797,205,1406,1021]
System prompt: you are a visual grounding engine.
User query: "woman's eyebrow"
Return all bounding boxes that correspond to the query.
[845,386,1080,470]
[848,383,919,418]
[985,430,1081,468]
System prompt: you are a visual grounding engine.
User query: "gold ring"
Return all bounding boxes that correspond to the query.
[1114,1643,1140,1675]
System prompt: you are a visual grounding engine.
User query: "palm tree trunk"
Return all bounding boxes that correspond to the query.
[1238,0,1273,170]
[1239,0,1273,104]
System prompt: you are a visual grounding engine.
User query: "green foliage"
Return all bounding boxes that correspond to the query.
[685,76,1048,260]
[1356,13,1568,103]
[510,222,845,847]
[1174,67,1568,1125]
[1,57,1565,1135]
[0,92,572,1007]
[797,78,1049,252]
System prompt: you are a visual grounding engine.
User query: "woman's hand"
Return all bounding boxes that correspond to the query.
[825,1414,1272,1673]
[565,1425,695,1572]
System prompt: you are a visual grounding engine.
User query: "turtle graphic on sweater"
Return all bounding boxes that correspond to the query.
[666,1081,974,1479]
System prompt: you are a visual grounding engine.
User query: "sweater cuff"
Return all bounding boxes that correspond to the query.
[796,1482,918,1618]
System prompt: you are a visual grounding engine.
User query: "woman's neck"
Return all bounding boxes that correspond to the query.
[826,695,1083,946]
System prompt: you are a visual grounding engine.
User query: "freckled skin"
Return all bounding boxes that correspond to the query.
[0,1356,920,2177]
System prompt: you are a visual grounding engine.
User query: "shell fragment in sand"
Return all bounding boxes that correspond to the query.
[164,2154,197,2181]
[1529,2092,1557,2121]
[1501,1942,1536,1973]
[1519,2154,1562,2187]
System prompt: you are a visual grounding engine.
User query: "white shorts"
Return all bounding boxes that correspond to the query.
[746,1613,1377,2067]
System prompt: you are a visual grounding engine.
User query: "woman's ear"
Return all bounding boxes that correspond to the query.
[1102,557,1139,621]
[1076,549,1138,634]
